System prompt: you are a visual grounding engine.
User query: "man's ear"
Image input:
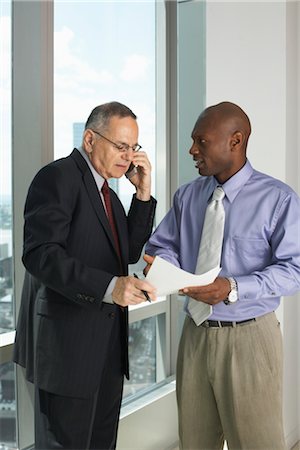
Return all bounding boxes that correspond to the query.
[230,131,243,151]
[83,129,94,153]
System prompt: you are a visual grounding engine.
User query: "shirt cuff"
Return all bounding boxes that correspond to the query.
[102,276,117,304]
[235,275,259,300]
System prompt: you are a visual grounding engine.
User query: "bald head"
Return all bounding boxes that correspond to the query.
[190,102,251,183]
[197,102,251,152]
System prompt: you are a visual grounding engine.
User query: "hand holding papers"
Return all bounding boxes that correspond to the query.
[145,256,220,297]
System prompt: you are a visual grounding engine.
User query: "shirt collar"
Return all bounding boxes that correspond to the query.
[77,146,105,191]
[221,160,253,203]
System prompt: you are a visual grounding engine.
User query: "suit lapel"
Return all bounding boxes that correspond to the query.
[70,149,125,265]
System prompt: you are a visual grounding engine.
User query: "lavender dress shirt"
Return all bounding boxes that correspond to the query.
[145,160,300,321]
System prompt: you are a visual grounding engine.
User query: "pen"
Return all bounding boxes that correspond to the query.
[133,273,151,303]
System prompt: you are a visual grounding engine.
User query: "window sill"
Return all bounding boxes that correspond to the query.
[120,377,176,419]
[0,330,15,364]
[118,378,178,450]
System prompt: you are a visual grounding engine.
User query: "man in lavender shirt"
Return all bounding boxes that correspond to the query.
[144,102,300,449]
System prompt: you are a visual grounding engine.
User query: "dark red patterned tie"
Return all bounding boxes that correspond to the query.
[101,180,122,261]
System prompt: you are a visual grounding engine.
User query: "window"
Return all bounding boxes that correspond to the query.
[54,0,168,403]
[0,0,14,335]
[0,361,16,448]
[0,0,17,447]
[124,316,160,399]
[54,0,156,212]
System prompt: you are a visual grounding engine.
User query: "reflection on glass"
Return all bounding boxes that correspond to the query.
[0,362,16,449]
[0,0,14,335]
[123,316,157,399]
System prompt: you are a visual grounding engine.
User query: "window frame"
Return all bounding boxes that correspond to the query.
[4,1,178,449]
[2,1,205,447]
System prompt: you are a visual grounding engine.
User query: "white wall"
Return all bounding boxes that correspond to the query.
[284,2,300,446]
[206,1,300,447]
[206,1,286,179]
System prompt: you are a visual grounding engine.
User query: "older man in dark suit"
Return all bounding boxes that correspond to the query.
[13,101,157,450]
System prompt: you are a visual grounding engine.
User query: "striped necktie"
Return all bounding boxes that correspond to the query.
[188,186,225,325]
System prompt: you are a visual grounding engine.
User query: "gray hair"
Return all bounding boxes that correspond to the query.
[85,101,137,132]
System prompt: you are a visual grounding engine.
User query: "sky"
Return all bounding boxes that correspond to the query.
[0,0,156,205]
[54,1,156,207]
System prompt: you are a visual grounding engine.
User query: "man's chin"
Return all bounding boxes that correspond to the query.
[198,166,211,177]
[111,170,126,179]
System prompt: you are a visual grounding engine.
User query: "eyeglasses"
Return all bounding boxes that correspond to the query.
[90,129,142,153]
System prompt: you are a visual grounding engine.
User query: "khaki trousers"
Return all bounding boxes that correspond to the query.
[176,312,286,450]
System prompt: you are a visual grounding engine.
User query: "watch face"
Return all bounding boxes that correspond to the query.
[228,290,238,303]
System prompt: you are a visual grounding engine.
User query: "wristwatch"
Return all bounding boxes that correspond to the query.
[224,277,238,305]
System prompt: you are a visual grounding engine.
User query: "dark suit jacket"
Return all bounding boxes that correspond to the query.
[13,149,156,399]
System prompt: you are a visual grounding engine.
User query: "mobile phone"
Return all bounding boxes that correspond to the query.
[125,163,138,179]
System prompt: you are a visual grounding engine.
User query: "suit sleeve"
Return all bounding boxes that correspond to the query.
[127,194,157,264]
[22,164,114,307]
[145,189,182,267]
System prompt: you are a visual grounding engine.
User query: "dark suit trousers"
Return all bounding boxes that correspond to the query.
[35,307,125,450]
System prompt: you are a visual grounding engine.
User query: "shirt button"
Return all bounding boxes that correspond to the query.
[109,312,115,319]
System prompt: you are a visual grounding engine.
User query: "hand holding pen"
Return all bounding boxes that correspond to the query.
[133,273,152,302]
[111,274,156,307]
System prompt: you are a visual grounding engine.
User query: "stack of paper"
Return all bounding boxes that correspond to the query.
[145,256,220,297]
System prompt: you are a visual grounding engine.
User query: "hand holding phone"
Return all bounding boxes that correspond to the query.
[125,163,138,179]
[124,151,151,201]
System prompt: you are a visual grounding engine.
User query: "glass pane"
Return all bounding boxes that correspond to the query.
[54,0,156,212]
[0,0,14,335]
[0,362,17,449]
[123,314,165,399]
[54,0,161,403]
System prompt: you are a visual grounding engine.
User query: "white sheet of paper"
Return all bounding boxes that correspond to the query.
[145,256,221,297]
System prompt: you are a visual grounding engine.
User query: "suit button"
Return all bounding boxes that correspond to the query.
[109,312,115,318]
